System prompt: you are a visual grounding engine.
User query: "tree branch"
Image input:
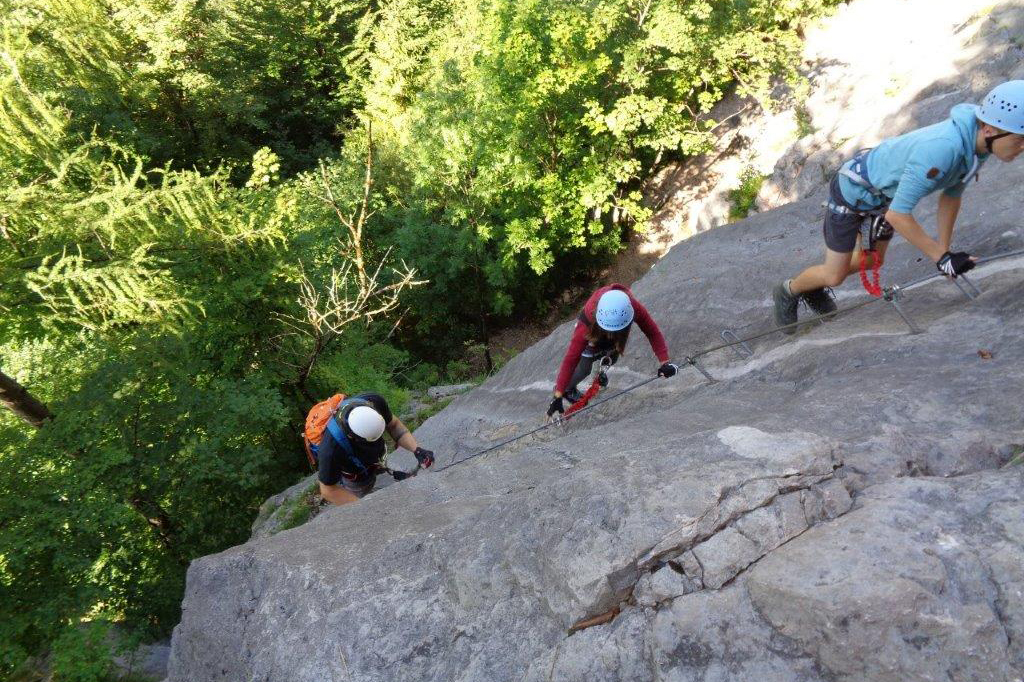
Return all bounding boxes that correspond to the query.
[288,126,426,395]
[0,368,51,427]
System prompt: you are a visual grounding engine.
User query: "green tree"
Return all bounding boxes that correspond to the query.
[361,0,841,350]
[3,0,373,174]
[0,11,419,673]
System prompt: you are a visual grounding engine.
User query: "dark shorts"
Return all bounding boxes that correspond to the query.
[340,473,376,498]
[823,175,894,253]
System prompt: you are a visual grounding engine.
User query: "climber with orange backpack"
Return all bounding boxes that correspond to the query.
[304,392,436,506]
[772,81,1024,331]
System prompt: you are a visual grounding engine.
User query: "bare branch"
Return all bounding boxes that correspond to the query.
[285,122,429,395]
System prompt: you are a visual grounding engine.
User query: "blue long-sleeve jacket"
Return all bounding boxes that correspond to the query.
[839,103,990,213]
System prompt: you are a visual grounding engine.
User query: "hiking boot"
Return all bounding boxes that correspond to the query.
[772,281,799,334]
[563,387,584,404]
[802,287,837,318]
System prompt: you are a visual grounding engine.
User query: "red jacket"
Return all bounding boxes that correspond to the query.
[554,284,669,393]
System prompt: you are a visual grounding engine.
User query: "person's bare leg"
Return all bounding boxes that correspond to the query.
[788,247,856,295]
[844,238,891,278]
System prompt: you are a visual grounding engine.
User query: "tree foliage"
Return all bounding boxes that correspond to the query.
[0,1,418,672]
[357,0,842,349]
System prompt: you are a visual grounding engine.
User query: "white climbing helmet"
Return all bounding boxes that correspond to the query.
[595,289,634,331]
[976,80,1024,134]
[347,405,386,441]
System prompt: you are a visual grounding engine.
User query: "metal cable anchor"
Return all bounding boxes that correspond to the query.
[955,273,981,299]
[883,285,922,334]
[720,329,753,359]
[685,356,717,384]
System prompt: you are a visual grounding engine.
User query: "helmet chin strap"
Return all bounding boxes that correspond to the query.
[985,131,1013,153]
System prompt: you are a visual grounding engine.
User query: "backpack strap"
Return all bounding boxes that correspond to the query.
[828,149,893,219]
[325,398,375,477]
[837,148,882,196]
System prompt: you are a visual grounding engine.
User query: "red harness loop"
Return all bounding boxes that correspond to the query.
[859,250,883,297]
[563,372,603,419]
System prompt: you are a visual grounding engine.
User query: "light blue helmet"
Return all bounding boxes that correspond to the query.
[595,289,634,331]
[976,81,1024,134]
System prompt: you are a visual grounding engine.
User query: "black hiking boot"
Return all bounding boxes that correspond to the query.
[563,387,584,404]
[802,287,837,318]
[772,281,799,334]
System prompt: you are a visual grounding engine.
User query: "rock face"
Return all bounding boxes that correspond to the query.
[758,0,1024,211]
[168,144,1024,682]
[167,7,1024,682]
[249,474,319,541]
[646,0,1024,242]
[112,638,171,681]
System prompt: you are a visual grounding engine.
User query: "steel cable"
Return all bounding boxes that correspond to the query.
[434,248,1024,472]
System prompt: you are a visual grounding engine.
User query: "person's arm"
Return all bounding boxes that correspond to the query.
[553,324,589,396]
[884,209,946,262]
[631,300,669,363]
[936,192,962,252]
[386,416,436,468]
[386,417,417,453]
[319,481,360,506]
[886,144,961,262]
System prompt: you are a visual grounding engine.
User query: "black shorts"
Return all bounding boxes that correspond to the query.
[823,175,894,253]
[340,473,376,497]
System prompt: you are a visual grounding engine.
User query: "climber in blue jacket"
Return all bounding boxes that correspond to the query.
[772,81,1024,332]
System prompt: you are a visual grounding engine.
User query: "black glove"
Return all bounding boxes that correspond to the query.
[547,396,564,417]
[598,371,609,388]
[391,469,412,481]
[658,362,679,378]
[413,447,434,469]
[936,251,976,278]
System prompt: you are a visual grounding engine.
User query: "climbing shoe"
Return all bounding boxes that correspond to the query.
[563,387,584,404]
[772,281,799,334]
[802,287,837,317]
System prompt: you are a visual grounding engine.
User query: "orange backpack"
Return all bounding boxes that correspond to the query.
[303,393,346,469]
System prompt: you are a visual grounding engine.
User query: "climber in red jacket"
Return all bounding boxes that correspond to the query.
[547,284,677,418]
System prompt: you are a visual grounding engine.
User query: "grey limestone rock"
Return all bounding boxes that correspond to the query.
[169,147,1024,680]
[746,473,1024,681]
[426,383,476,399]
[112,639,171,681]
[249,474,318,541]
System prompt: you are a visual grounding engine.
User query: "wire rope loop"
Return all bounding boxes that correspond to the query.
[720,329,753,358]
[434,248,1024,473]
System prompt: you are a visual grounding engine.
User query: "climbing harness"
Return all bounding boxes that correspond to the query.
[561,374,601,419]
[305,396,419,481]
[833,150,894,297]
[430,247,1024,475]
[836,150,881,199]
[857,215,893,297]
